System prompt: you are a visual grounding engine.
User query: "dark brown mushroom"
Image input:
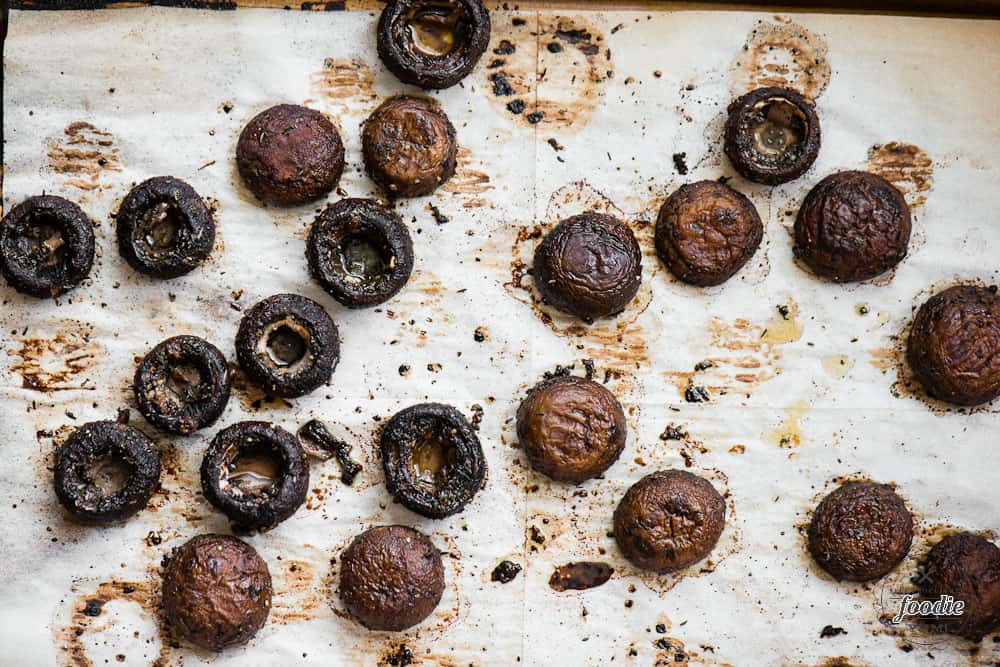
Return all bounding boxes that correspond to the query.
[807,481,913,581]
[115,176,215,279]
[200,421,309,531]
[613,470,726,573]
[162,534,272,651]
[377,0,491,90]
[133,335,232,435]
[533,212,642,321]
[794,170,910,282]
[724,86,821,185]
[380,402,486,519]
[918,532,1000,640]
[235,293,340,399]
[516,374,626,484]
[53,420,161,525]
[655,180,763,286]
[361,96,457,198]
[907,285,1000,406]
[236,104,344,207]
[339,525,445,631]
[0,195,95,298]
[306,198,414,308]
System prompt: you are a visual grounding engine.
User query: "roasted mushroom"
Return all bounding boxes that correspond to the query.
[377,0,491,90]
[0,195,95,298]
[116,176,215,278]
[380,402,486,519]
[361,96,458,198]
[235,293,340,398]
[918,532,1000,640]
[655,180,763,286]
[794,171,911,282]
[807,481,913,581]
[162,533,272,651]
[724,86,821,185]
[53,420,161,524]
[516,374,626,484]
[339,525,445,631]
[613,470,726,573]
[307,198,414,308]
[133,335,232,435]
[200,421,309,531]
[235,104,345,206]
[533,212,642,321]
[907,285,1000,407]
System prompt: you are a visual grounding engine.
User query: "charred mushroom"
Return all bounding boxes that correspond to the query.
[339,525,445,631]
[133,335,232,435]
[236,104,345,207]
[200,421,309,531]
[306,198,414,308]
[116,176,215,278]
[794,171,911,282]
[53,420,161,524]
[807,481,913,581]
[235,293,340,398]
[655,180,763,286]
[533,212,642,321]
[724,86,820,185]
[0,195,95,298]
[918,532,1000,640]
[907,285,1000,406]
[377,0,491,90]
[361,96,458,198]
[516,374,626,484]
[162,533,272,651]
[380,403,486,519]
[613,470,726,573]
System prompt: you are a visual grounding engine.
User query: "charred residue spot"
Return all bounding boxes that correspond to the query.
[731,18,831,101]
[47,121,121,191]
[491,560,522,583]
[9,320,100,392]
[866,142,934,209]
[480,15,612,130]
[548,561,613,591]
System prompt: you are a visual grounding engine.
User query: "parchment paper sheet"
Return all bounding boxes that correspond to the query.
[1,6,999,666]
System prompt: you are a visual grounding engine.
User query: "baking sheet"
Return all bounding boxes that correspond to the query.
[1,6,999,666]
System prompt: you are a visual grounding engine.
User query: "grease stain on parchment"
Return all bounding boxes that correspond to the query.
[505,181,654,372]
[8,320,101,392]
[866,142,934,209]
[54,577,171,667]
[731,18,831,101]
[271,559,323,624]
[307,57,378,114]
[481,15,612,131]
[440,147,494,209]
[662,300,800,402]
[47,122,122,191]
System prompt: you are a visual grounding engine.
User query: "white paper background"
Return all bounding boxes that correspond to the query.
[1,6,999,666]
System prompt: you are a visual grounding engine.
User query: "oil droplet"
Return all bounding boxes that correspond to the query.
[762,299,802,344]
[822,355,854,379]
[766,400,808,448]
